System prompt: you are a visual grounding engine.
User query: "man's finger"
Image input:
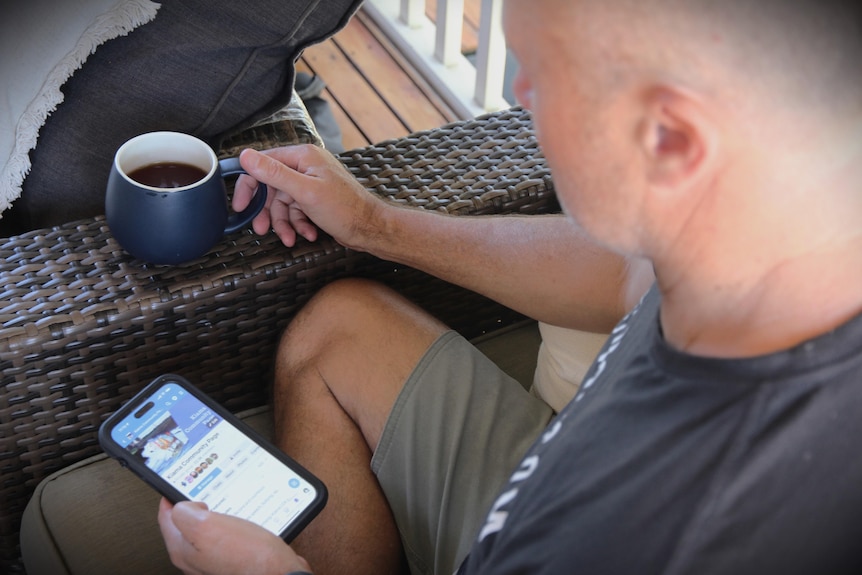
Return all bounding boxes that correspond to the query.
[289,205,318,243]
[231,174,262,212]
[270,197,299,247]
[239,149,312,203]
[170,501,210,535]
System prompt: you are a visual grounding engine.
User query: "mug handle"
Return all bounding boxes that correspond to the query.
[219,157,268,234]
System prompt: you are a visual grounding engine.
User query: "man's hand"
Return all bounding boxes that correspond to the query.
[232,145,387,250]
[158,498,312,575]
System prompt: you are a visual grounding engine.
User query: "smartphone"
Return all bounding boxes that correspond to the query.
[98,374,327,542]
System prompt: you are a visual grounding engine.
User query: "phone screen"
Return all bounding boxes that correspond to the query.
[107,380,321,537]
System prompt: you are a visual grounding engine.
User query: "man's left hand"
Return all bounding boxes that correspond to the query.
[158,498,313,575]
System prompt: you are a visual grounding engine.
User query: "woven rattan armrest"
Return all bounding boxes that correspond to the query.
[0,106,558,572]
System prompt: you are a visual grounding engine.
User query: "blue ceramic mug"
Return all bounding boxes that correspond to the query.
[106,131,267,265]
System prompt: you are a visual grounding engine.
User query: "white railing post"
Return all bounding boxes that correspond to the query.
[400,0,425,28]
[366,0,510,119]
[473,0,507,111]
[435,0,465,66]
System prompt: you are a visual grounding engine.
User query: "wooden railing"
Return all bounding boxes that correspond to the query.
[364,0,510,119]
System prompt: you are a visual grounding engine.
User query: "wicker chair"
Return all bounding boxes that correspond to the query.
[0,104,559,573]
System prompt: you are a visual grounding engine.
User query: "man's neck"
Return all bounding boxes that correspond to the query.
[655,235,862,359]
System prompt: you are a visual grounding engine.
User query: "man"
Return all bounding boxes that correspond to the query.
[159,0,862,573]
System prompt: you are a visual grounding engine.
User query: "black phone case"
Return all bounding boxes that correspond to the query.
[98,374,327,542]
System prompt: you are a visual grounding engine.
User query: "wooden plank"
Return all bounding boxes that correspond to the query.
[356,12,460,124]
[321,87,370,151]
[300,32,410,144]
[296,58,370,150]
[463,0,483,46]
[294,9,463,149]
[335,13,454,134]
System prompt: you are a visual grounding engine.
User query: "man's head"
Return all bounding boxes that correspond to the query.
[504,0,862,261]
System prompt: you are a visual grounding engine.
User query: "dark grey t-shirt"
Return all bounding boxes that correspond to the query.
[459,286,862,574]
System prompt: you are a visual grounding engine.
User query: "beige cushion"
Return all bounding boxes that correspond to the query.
[532,322,608,412]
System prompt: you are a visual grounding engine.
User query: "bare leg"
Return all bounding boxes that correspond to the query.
[273,278,448,575]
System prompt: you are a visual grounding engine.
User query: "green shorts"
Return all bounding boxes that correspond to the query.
[372,330,554,575]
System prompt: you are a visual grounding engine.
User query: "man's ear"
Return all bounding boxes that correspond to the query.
[638,87,716,190]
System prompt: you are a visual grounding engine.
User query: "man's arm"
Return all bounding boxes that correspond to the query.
[235,146,653,332]
[369,208,653,332]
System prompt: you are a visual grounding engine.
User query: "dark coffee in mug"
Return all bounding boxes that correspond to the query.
[128,162,208,189]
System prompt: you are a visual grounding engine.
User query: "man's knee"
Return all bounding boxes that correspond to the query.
[276,278,401,369]
[273,278,441,443]
[289,276,392,332]
[274,277,445,396]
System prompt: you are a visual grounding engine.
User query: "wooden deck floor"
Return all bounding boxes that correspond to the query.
[297,7,469,151]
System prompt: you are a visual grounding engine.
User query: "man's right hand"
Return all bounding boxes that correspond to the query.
[232,145,388,251]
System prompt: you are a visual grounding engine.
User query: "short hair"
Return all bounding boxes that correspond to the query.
[660,0,862,114]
